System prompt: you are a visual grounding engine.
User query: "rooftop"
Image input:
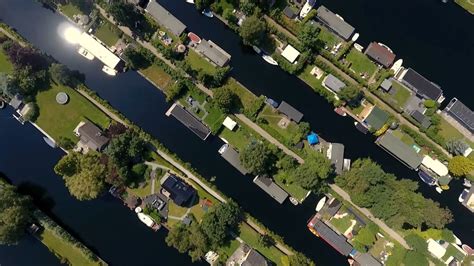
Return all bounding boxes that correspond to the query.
[364,107,389,131]
[380,79,392,91]
[411,110,431,129]
[78,33,121,69]
[277,101,303,122]
[421,155,448,177]
[444,98,474,133]
[145,1,186,37]
[364,42,396,68]
[161,175,196,206]
[327,143,345,175]
[400,68,443,101]
[8,94,23,109]
[281,44,300,64]
[308,217,353,256]
[253,175,289,204]
[195,39,231,67]
[323,74,346,93]
[223,116,237,131]
[462,186,474,212]
[226,243,268,266]
[219,144,249,175]
[77,121,109,151]
[316,6,355,40]
[377,132,423,170]
[167,103,211,140]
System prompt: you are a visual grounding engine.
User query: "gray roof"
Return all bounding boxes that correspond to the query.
[444,98,474,133]
[253,175,288,204]
[145,1,186,36]
[328,143,345,175]
[462,186,474,212]
[411,110,431,129]
[195,39,231,67]
[364,42,396,68]
[400,68,443,101]
[78,121,109,151]
[377,132,423,170]
[8,94,23,110]
[242,248,268,266]
[380,79,392,91]
[277,101,303,122]
[324,74,346,93]
[220,144,249,175]
[354,252,382,266]
[283,6,297,19]
[316,6,355,40]
[169,104,211,140]
[310,218,353,255]
[364,107,389,130]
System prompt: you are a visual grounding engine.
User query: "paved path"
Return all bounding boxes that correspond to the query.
[0,27,27,47]
[168,208,191,220]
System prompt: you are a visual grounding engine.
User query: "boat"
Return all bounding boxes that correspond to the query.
[299,0,315,18]
[102,65,117,76]
[463,178,472,188]
[435,186,443,193]
[187,32,201,44]
[77,47,94,60]
[353,43,364,52]
[43,137,56,148]
[453,234,462,245]
[262,54,278,65]
[202,9,214,18]
[377,42,393,53]
[343,159,351,171]
[354,122,368,134]
[186,0,195,3]
[315,196,326,212]
[0,101,4,109]
[137,213,155,228]
[351,33,360,42]
[459,188,469,203]
[334,107,347,116]
[289,197,299,205]
[418,170,437,186]
[390,59,403,74]
[252,45,261,54]
[462,244,474,255]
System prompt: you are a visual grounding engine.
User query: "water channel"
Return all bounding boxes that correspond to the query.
[0,0,472,264]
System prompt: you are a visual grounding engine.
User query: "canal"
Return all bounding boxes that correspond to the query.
[0,0,472,264]
[0,107,201,266]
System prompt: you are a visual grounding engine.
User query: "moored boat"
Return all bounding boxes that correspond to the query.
[202,9,214,18]
[187,32,201,44]
[102,65,117,76]
[315,196,326,212]
[289,197,299,205]
[77,47,94,60]
[252,45,261,54]
[418,170,437,186]
[186,0,195,3]
[43,137,56,148]
[334,107,347,116]
[463,178,472,188]
[462,244,474,255]
[262,54,278,65]
[459,188,469,203]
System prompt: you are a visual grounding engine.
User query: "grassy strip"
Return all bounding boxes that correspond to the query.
[239,223,286,265]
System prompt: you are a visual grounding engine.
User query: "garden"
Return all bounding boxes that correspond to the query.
[344,48,378,78]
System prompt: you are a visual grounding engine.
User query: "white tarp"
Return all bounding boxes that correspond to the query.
[281,45,300,64]
[422,155,448,177]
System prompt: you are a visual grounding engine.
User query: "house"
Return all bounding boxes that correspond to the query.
[283,6,297,19]
[143,193,169,217]
[226,243,268,266]
[316,6,355,40]
[380,79,392,92]
[443,98,474,134]
[166,103,211,140]
[277,101,303,122]
[398,68,444,103]
[195,39,231,67]
[363,107,389,131]
[376,132,423,170]
[323,74,346,94]
[222,116,237,131]
[219,144,249,175]
[327,143,345,175]
[307,216,353,256]
[310,66,324,79]
[161,175,196,206]
[281,44,300,64]
[145,1,186,37]
[78,33,122,70]
[74,121,110,152]
[352,252,382,266]
[253,175,288,204]
[364,42,396,68]
[411,110,431,129]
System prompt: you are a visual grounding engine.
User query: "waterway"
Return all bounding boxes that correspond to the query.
[0,107,201,265]
[0,0,472,264]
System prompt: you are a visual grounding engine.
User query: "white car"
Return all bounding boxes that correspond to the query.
[77,47,94,60]
[102,65,117,76]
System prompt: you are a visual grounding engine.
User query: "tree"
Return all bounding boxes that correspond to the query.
[212,86,236,113]
[240,0,258,16]
[49,63,75,87]
[405,234,427,253]
[8,66,49,98]
[223,8,237,24]
[353,227,376,248]
[445,139,469,156]
[200,201,242,248]
[448,156,474,177]
[22,102,39,122]
[288,252,314,266]
[258,234,275,248]
[240,142,273,175]
[123,47,153,70]
[298,24,321,52]
[291,151,331,192]
[276,155,297,172]
[107,2,142,30]
[166,80,187,101]
[54,152,80,177]
[195,0,213,11]
[424,99,436,108]
[57,136,75,150]
[403,251,428,266]
[339,86,362,107]
[0,181,33,245]
[239,16,267,46]
[166,219,209,262]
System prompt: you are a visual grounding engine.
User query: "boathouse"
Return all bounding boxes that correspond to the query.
[363,107,389,131]
[166,103,211,140]
[307,216,353,256]
[376,132,423,170]
[316,6,355,40]
[364,42,396,68]
[161,175,196,206]
[145,1,186,37]
[281,44,300,64]
[323,74,346,94]
[327,143,345,175]
[74,121,110,152]
[253,175,288,204]
[195,39,231,67]
[443,98,474,134]
[398,68,444,103]
[277,101,303,122]
[219,144,249,175]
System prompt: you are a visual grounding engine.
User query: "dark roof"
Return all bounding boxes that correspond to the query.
[411,110,431,129]
[326,198,342,217]
[219,144,249,175]
[355,122,369,134]
[316,6,355,40]
[78,121,109,151]
[283,6,297,19]
[444,98,474,133]
[380,79,392,91]
[311,219,353,255]
[400,68,443,101]
[195,39,231,67]
[364,107,389,130]
[145,1,186,36]
[364,42,396,68]
[253,175,288,204]
[324,74,346,93]
[168,104,211,140]
[162,175,196,206]
[377,132,423,170]
[353,252,382,266]
[277,101,303,122]
[329,143,345,175]
[242,248,268,266]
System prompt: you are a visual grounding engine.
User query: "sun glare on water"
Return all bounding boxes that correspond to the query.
[62,25,81,44]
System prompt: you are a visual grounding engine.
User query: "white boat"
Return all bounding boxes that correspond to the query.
[186,0,194,3]
[453,234,462,245]
[435,186,443,194]
[377,42,393,53]
[202,9,214,18]
[315,196,327,211]
[289,197,299,205]
[459,189,469,203]
[390,59,403,74]
[262,55,278,65]
[353,43,364,52]
[252,45,261,54]
[299,0,316,18]
[43,137,56,148]
[351,33,360,42]
[463,178,472,188]
[102,65,117,76]
[77,47,94,60]
[137,213,155,228]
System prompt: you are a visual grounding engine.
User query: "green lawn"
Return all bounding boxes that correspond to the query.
[35,83,111,141]
[238,223,286,265]
[219,120,259,151]
[203,104,226,133]
[442,244,466,262]
[0,48,13,73]
[258,105,301,145]
[345,48,378,77]
[316,26,340,48]
[127,179,157,198]
[40,228,99,266]
[168,202,189,217]
[298,65,324,90]
[390,81,412,108]
[59,3,83,19]
[329,213,353,234]
[223,78,258,109]
[218,238,241,260]
[186,49,218,75]
[455,0,474,14]
[274,172,308,201]
[94,20,121,47]
[438,117,474,146]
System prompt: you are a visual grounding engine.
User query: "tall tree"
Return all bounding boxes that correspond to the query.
[212,86,236,113]
[291,151,331,192]
[240,142,274,175]
[49,63,75,87]
[298,24,321,52]
[239,16,267,46]
[195,0,213,11]
[448,156,474,177]
[339,86,362,107]
[200,201,242,248]
[288,252,315,266]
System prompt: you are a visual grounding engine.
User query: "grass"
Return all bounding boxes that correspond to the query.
[438,117,474,147]
[168,202,189,217]
[186,49,218,75]
[390,81,412,108]
[238,223,286,265]
[224,78,258,109]
[258,105,301,144]
[59,3,83,19]
[203,104,227,133]
[219,117,261,151]
[0,48,13,73]
[298,65,325,90]
[35,83,111,141]
[329,212,353,234]
[94,20,121,47]
[316,25,340,48]
[442,244,466,262]
[345,48,378,77]
[274,172,308,201]
[40,228,99,266]
[455,0,474,14]
[127,179,157,198]
[140,64,173,92]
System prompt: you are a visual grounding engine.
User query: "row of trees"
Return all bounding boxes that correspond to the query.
[335,159,453,229]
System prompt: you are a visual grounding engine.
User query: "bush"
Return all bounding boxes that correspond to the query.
[243,96,265,120]
[57,136,75,150]
[22,102,39,122]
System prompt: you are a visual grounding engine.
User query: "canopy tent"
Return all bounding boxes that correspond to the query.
[307,132,319,145]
